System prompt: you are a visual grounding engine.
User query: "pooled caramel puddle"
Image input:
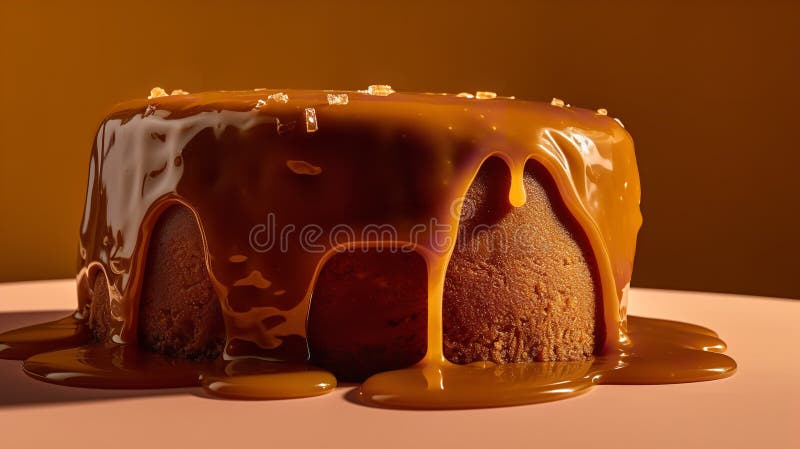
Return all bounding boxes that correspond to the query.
[199,359,336,400]
[0,314,88,360]
[0,314,735,407]
[360,315,736,408]
[24,344,204,389]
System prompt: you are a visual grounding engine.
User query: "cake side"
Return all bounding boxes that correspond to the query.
[89,159,599,380]
[443,158,599,363]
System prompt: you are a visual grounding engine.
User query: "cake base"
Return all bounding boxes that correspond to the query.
[0,313,735,407]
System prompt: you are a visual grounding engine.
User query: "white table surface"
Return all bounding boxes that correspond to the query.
[0,279,797,449]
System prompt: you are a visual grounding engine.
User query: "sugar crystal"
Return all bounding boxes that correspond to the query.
[364,84,395,96]
[147,87,168,99]
[269,92,289,103]
[327,93,349,105]
[305,108,318,132]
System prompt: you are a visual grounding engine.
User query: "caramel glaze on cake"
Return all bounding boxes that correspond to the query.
[0,88,736,407]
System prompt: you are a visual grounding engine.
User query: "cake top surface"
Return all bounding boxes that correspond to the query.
[109,87,623,136]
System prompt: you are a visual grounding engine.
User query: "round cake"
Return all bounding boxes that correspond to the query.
[77,87,640,384]
[8,85,735,409]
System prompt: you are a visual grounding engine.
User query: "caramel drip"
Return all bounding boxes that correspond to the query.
[0,89,732,408]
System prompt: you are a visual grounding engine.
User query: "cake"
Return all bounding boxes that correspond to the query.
[0,86,736,408]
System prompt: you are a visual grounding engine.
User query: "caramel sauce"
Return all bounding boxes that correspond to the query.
[360,315,735,408]
[0,89,735,407]
[1,313,735,406]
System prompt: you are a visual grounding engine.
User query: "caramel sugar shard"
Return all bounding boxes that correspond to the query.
[363,84,395,96]
[327,93,349,105]
[269,92,289,103]
[147,87,168,99]
[305,108,318,132]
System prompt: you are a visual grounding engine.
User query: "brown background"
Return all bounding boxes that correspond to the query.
[1,0,798,298]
